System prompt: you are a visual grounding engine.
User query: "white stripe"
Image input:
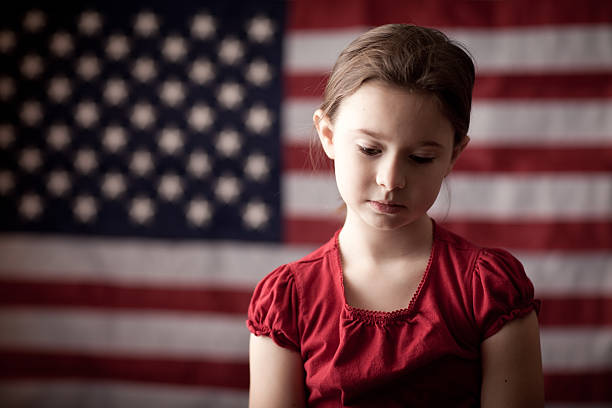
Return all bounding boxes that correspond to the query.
[285,25,612,73]
[0,234,311,288]
[0,381,248,408]
[518,252,612,296]
[0,308,249,361]
[541,328,612,371]
[282,99,612,145]
[283,172,612,220]
[0,308,610,371]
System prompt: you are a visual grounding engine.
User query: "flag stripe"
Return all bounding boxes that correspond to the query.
[0,350,249,389]
[0,381,249,408]
[285,26,612,74]
[288,0,612,29]
[284,145,612,173]
[545,371,612,402]
[285,218,612,249]
[286,73,612,99]
[284,173,612,220]
[283,99,612,145]
[1,310,611,370]
[1,280,611,327]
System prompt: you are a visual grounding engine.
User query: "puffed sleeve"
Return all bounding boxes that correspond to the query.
[246,264,301,352]
[471,248,541,340]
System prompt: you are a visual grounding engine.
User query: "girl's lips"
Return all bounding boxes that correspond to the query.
[368,200,405,214]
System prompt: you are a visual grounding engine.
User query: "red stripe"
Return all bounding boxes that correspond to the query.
[0,279,251,314]
[545,370,612,402]
[0,349,249,389]
[284,144,612,173]
[288,0,612,29]
[285,73,612,99]
[1,349,610,401]
[538,297,612,327]
[1,279,611,327]
[284,218,612,250]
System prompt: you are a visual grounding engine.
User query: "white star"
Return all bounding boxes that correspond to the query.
[217,82,244,110]
[0,76,15,101]
[47,170,71,197]
[20,101,43,127]
[49,31,74,57]
[130,149,153,177]
[246,15,275,43]
[47,124,71,150]
[0,30,16,53]
[23,9,46,32]
[214,175,242,204]
[162,35,188,62]
[187,150,211,178]
[78,10,103,36]
[19,147,43,172]
[106,34,130,60]
[215,128,241,157]
[244,153,270,181]
[19,193,43,220]
[74,148,98,174]
[159,79,185,107]
[134,11,159,37]
[186,198,213,226]
[21,54,44,79]
[157,173,183,201]
[242,201,270,230]
[76,54,101,80]
[132,57,157,82]
[245,59,273,87]
[245,104,273,134]
[158,127,184,155]
[129,196,155,224]
[189,58,215,85]
[73,195,98,223]
[102,125,127,153]
[101,172,126,199]
[103,78,128,105]
[75,101,99,128]
[47,76,72,103]
[191,13,216,40]
[218,37,244,65]
[0,170,14,195]
[188,104,214,131]
[0,124,15,148]
[131,102,155,130]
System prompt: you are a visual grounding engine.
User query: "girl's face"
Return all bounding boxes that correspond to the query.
[315,80,465,232]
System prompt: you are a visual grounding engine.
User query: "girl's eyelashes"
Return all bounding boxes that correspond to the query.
[358,145,381,156]
[410,155,435,164]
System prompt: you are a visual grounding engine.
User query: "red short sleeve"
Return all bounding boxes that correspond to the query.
[246,265,300,352]
[472,248,541,340]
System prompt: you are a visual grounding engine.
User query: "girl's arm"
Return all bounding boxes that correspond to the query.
[480,310,545,408]
[248,334,306,408]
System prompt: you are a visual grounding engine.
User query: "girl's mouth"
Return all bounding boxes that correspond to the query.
[368,200,405,214]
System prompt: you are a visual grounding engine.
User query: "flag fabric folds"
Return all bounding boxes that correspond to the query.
[1,0,611,406]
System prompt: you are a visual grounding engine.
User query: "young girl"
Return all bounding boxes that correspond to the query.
[247,24,544,407]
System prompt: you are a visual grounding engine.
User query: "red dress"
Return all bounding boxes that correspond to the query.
[247,221,540,407]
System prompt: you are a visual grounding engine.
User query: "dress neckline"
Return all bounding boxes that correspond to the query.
[332,220,437,324]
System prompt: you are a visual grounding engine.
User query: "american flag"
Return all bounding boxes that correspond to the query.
[0,0,611,406]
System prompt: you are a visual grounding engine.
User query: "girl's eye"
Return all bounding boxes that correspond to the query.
[410,155,435,164]
[358,146,381,156]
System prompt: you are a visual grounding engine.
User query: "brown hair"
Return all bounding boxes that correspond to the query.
[319,24,475,146]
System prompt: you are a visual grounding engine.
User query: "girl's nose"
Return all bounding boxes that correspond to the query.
[375,157,406,191]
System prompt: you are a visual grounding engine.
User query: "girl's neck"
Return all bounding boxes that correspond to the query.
[338,213,433,264]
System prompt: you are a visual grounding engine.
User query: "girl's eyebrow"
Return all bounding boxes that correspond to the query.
[355,128,444,149]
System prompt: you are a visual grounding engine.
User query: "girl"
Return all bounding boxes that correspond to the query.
[247,24,544,407]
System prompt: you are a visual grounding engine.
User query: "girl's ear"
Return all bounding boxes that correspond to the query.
[313,109,335,160]
[446,135,470,176]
